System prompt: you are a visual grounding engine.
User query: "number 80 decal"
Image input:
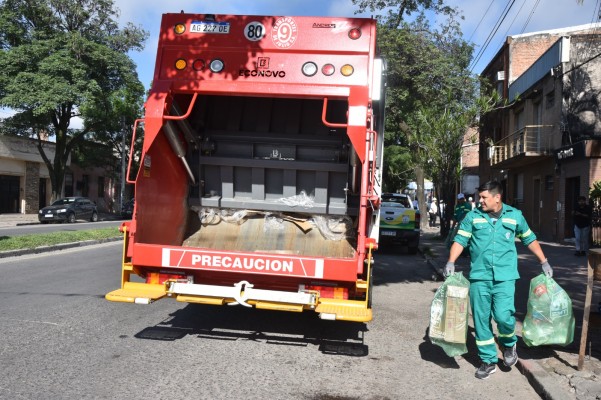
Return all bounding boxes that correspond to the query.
[244,22,266,41]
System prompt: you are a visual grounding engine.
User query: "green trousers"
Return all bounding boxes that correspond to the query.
[470,280,518,364]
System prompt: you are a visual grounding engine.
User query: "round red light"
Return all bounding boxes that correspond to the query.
[192,59,205,71]
[349,28,361,40]
[322,64,335,76]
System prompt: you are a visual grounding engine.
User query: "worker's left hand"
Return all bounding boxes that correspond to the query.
[541,260,553,278]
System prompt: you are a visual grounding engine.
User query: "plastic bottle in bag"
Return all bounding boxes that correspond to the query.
[522,274,575,347]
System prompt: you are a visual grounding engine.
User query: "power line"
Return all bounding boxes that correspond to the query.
[499,0,529,44]
[469,0,517,72]
[520,0,542,34]
[467,0,495,43]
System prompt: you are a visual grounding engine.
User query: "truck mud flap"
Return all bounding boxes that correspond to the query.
[105,282,167,304]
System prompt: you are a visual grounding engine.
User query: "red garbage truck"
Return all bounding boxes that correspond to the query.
[105,12,385,322]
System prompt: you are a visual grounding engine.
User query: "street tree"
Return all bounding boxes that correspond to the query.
[0,0,148,202]
[356,0,478,229]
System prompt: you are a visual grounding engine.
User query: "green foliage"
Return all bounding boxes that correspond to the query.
[0,227,120,251]
[382,145,413,192]
[359,0,494,234]
[0,0,148,200]
[589,181,601,202]
[353,0,456,29]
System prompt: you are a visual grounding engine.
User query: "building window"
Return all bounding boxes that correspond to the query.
[514,173,524,201]
[98,176,105,198]
[546,91,554,109]
[545,175,554,191]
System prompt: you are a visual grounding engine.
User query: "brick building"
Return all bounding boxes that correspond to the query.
[0,135,118,214]
[480,23,601,242]
[460,126,480,197]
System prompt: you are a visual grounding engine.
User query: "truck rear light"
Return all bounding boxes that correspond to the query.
[303,285,348,299]
[302,61,318,76]
[146,272,188,284]
[340,64,354,76]
[349,28,361,40]
[175,58,187,70]
[321,63,335,76]
[174,23,186,34]
[209,59,224,73]
[192,59,205,71]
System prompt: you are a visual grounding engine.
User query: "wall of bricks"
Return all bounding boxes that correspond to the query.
[508,34,561,82]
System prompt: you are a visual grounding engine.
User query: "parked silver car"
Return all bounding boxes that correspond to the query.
[38,197,98,223]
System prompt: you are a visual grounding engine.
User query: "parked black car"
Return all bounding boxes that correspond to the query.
[38,197,98,223]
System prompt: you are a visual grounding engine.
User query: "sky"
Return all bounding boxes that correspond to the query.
[112,0,600,91]
[0,0,597,123]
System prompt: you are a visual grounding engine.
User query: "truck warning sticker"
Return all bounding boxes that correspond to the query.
[271,17,298,48]
[244,22,266,41]
[190,20,230,34]
[161,248,325,279]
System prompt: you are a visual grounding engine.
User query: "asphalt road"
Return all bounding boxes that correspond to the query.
[0,220,123,236]
[0,243,542,399]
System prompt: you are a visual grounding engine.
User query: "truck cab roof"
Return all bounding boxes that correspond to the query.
[381,193,412,209]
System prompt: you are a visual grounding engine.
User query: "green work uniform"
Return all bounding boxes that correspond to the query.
[453,202,472,226]
[453,204,536,364]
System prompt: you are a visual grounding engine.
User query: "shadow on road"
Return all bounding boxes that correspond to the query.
[134,304,369,357]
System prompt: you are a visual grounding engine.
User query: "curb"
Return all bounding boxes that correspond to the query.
[516,355,571,400]
[0,237,122,259]
[418,246,573,400]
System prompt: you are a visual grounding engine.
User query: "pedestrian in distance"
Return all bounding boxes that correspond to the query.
[451,193,472,230]
[572,195,592,256]
[468,196,476,209]
[444,181,553,380]
[446,193,473,252]
[428,197,438,227]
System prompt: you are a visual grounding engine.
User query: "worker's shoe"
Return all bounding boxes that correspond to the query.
[503,344,518,367]
[475,362,497,379]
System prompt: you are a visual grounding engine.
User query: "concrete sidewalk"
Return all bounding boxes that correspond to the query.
[420,226,601,400]
[0,212,122,228]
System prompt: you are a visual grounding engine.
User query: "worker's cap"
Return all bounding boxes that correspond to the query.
[432,197,437,201]
[457,193,465,199]
[468,197,473,201]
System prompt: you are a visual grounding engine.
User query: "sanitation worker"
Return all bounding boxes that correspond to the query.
[444,181,553,380]
[451,193,472,230]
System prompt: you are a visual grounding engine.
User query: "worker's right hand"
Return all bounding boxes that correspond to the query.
[444,261,455,277]
[541,260,553,278]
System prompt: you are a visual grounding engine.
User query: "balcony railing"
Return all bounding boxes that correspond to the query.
[489,125,554,166]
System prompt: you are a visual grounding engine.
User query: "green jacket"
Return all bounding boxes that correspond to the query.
[453,204,536,281]
[453,202,472,224]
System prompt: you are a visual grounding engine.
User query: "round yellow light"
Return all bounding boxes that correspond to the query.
[175,59,187,70]
[174,24,186,34]
[341,64,354,76]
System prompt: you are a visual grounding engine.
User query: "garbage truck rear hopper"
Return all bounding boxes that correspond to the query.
[105,13,385,322]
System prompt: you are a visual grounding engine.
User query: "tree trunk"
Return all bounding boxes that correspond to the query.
[416,166,427,229]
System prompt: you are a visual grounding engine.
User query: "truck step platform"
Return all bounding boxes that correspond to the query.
[316,302,372,322]
[105,282,167,304]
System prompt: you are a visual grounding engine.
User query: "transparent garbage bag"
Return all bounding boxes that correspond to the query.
[522,273,575,347]
[429,272,470,357]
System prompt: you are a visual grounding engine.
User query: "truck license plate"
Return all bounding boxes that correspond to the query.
[190,21,230,34]
[381,231,396,236]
